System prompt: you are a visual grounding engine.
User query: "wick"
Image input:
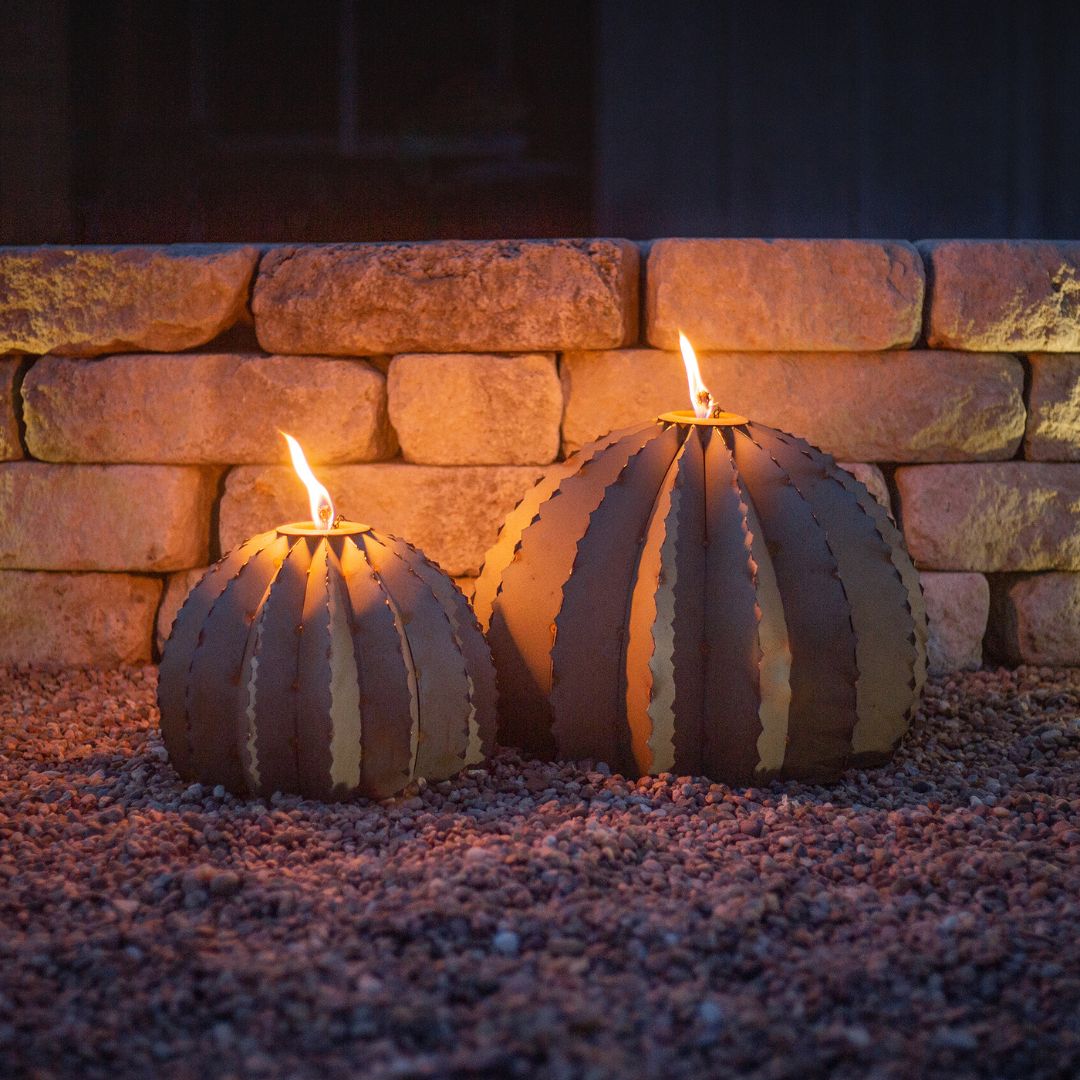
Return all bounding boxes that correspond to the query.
[318,503,334,530]
[696,388,723,419]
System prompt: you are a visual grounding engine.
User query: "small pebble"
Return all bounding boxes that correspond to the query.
[492,930,520,956]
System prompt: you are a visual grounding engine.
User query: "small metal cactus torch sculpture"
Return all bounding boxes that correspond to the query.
[159,434,496,801]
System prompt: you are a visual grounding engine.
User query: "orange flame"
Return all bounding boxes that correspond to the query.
[281,432,335,530]
[678,331,714,419]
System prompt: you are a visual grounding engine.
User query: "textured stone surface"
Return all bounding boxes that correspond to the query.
[388,353,562,465]
[0,464,217,571]
[988,573,1080,666]
[252,240,639,354]
[895,464,1080,571]
[220,464,544,576]
[156,566,209,654]
[560,349,1024,461]
[922,240,1080,352]
[1025,354,1080,461]
[0,245,258,356]
[920,572,989,673]
[0,571,160,664]
[646,239,924,351]
[22,353,396,464]
[836,462,891,515]
[1,358,21,460]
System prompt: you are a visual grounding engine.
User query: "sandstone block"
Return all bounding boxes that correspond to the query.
[836,463,891,515]
[0,464,217,571]
[220,463,545,576]
[1,358,21,460]
[0,571,161,665]
[919,572,989,672]
[1025,354,1080,461]
[895,464,1080,571]
[0,245,258,357]
[560,349,1024,461]
[646,238,923,351]
[156,566,209,654]
[922,241,1080,352]
[388,353,562,465]
[252,240,639,354]
[23,353,396,464]
[988,573,1080,666]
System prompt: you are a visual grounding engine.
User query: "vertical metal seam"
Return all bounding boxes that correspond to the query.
[737,426,861,775]
[359,535,423,784]
[383,534,477,772]
[173,531,281,779]
[769,429,922,751]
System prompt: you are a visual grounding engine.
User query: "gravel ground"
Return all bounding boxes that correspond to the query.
[1,665,1078,1080]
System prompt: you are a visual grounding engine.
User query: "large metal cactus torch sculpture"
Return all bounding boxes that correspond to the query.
[474,335,928,784]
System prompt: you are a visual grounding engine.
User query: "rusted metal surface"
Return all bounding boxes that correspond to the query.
[478,416,928,784]
[158,523,496,800]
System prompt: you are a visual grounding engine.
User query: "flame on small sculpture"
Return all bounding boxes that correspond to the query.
[281,432,335,530]
[678,331,721,419]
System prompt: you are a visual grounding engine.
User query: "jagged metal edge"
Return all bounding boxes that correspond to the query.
[375,531,477,780]
[547,428,681,771]
[474,422,654,630]
[322,543,365,797]
[773,426,929,722]
[246,538,312,797]
[338,535,415,799]
[622,434,688,776]
[490,425,662,756]
[355,534,422,787]
[295,537,337,799]
[700,426,765,782]
[393,534,497,762]
[729,454,791,781]
[733,426,859,780]
[158,529,280,780]
[178,535,289,791]
[363,531,472,784]
[763,427,919,761]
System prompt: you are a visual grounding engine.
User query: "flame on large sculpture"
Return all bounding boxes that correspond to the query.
[679,331,716,419]
[282,431,334,530]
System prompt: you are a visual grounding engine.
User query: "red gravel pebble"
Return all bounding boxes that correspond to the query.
[0,664,1078,1079]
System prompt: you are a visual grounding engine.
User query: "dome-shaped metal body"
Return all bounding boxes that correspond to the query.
[159,522,497,800]
[474,415,928,784]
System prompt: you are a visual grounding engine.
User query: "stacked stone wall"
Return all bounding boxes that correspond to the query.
[2,238,1078,668]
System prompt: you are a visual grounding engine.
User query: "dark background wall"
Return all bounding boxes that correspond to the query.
[2,0,1078,244]
[596,0,1080,238]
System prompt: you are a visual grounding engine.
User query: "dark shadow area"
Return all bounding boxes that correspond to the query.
[2,0,594,243]
[1,0,1078,243]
